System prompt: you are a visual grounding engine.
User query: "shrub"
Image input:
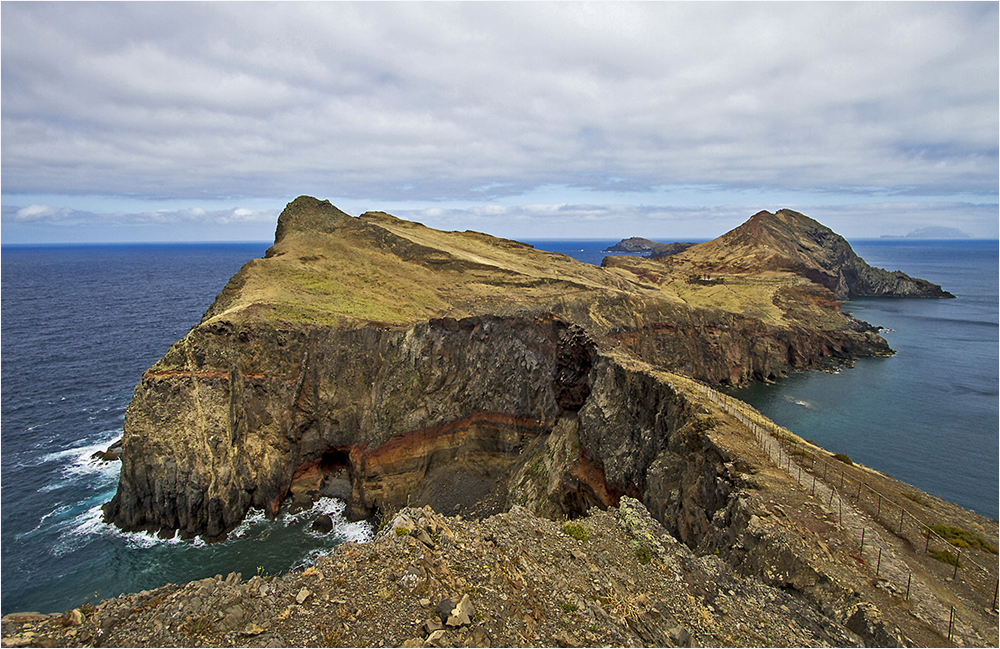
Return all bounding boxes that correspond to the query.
[636,545,653,565]
[930,524,998,554]
[833,453,853,466]
[929,549,961,567]
[562,523,589,542]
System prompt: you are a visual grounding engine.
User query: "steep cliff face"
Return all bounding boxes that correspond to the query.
[104,197,939,541]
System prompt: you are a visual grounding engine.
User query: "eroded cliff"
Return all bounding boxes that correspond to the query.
[104,197,912,542]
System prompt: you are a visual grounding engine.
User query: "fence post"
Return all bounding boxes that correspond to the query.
[876,547,882,578]
[993,578,998,612]
[947,605,954,642]
[953,551,961,580]
[856,481,862,501]
[905,573,911,601]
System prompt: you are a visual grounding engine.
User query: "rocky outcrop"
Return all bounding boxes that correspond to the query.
[105,197,913,542]
[672,209,954,299]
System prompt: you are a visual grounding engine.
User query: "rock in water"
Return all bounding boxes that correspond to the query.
[311,514,333,534]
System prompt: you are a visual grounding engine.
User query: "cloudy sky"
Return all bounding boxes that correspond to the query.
[2,2,997,244]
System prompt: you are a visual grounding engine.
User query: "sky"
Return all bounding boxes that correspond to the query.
[2,2,997,244]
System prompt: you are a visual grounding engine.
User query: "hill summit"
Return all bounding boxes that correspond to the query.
[670,209,954,300]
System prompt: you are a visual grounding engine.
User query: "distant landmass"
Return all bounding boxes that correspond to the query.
[882,226,971,239]
[604,237,697,257]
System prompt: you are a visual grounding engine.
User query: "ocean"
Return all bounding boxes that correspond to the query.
[1,238,996,615]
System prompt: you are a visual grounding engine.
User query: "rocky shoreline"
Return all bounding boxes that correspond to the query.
[0,499,908,648]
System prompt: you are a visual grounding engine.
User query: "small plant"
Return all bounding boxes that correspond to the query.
[903,493,930,508]
[559,602,579,613]
[833,453,853,466]
[930,524,998,554]
[395,527,410,537]
[636,545,653,565]
[185,615,212,636]
[929,548,961,567]
[562,523,589,542]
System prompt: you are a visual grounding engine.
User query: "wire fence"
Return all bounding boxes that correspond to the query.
[692,383,999,645]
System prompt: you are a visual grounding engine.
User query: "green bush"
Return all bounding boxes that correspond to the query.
[833,453,853,466]
[929,548,961,567]
[930,525,998,554]
[636,545,653,565]
[562,523,589,542]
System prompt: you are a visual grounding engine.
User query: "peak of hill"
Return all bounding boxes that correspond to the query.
[671,209,953,299]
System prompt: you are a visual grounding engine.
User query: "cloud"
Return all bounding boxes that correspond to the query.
[1,2,995,208]
[2,204,276,228]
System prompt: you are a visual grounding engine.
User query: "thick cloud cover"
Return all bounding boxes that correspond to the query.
[2,2,997,242]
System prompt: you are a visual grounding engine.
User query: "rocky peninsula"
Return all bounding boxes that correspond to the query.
[5,198,993,648]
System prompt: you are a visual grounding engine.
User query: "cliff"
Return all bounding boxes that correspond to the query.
[81,197,998,647]
[103,197,905,541]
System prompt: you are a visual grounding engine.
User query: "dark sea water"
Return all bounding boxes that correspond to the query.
[1,238,996,615]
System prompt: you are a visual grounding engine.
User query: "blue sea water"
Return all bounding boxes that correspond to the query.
[728,240,999,519]
[1,238,996,615]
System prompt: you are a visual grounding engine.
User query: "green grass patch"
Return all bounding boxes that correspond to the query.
[929,548,961,567]
[562,523,589,542]
[559,602,578,613]
[833,453,853,466]
[929,525,998,554]
[635,545,653,565]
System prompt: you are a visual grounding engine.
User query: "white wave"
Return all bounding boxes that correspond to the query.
[37,434,122,493]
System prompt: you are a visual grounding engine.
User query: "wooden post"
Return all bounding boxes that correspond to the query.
[898,508,905,535]
[840,470,844,490]
[876,547,882,578]
[948,605,954,642]
[992,578,998,612]
[905,573,911,601]
[953,551,961,580]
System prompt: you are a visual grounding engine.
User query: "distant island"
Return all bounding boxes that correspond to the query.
[881,226,971,239]
[604,237,697,258]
